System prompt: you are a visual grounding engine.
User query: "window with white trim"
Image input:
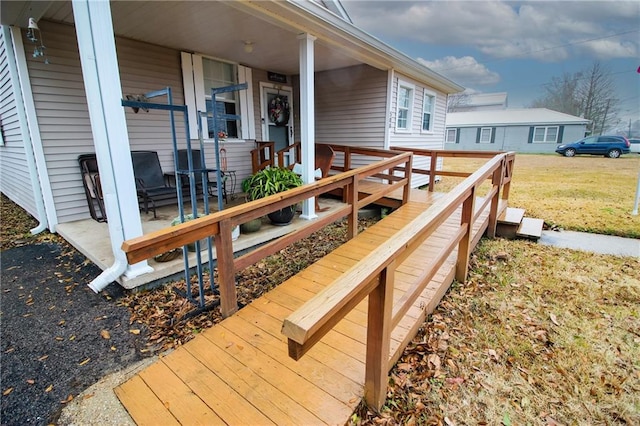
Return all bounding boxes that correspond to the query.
[181,52,254,141]
[422,90,435,132]
[446,128,457,144]
[479,127,492,143]
[396,82,414,131]
[202,58,238,139]
[533,126,559,143]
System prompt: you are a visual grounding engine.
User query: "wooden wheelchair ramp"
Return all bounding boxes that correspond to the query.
[115,199,491,425]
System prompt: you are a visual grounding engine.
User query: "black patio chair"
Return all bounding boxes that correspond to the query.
[131,151,177,218]
[176,149,227,203]
[78,153,107,222]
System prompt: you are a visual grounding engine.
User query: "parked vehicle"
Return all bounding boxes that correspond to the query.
[555,135,631,158]
[629,138,640,154]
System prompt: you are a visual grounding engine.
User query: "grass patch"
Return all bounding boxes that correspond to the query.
[435,154,640,238]
[354,239,640,425]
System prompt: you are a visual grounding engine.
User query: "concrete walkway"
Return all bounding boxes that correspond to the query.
[539,230,639,257]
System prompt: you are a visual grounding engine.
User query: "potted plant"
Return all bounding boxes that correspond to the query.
[241,167,303,225]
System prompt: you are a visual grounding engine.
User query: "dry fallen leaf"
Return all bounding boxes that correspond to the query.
[100,330,111,339]
[60,394,74,404]
[129,329,141,335]
[38,354,49,361]
[3,388,13,396]
[82,393,95,400]
[78,358,91,366]
[549,313,560,326]
[45,384,53,393]
[26,379,35,385]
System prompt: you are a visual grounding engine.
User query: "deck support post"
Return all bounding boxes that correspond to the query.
[347,176,359,240]
[456,188,475,283]
[501,155,514,202]
[298,33,317,220]
[364,262,395,410]
[216,219,238,317]
[428,152,438,192]
[486,159,504,238]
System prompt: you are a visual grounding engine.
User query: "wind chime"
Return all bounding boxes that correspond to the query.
[26,18,49,64]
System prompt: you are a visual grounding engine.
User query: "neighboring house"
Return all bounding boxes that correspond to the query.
[0,0,462,289]
[445,108,590,153]
[453,92,508,112]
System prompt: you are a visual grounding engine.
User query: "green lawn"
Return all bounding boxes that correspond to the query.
[437,153,640,239]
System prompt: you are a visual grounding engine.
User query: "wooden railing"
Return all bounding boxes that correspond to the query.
[281,151,515,409]
[391,147,515,194]
[122,146,413,317]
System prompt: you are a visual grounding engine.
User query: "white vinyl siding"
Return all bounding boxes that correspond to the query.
[389,73,448,187]
[0,27,38,217]
[314,65,387,147]
[533,126,558,143]
[27,22,188,223]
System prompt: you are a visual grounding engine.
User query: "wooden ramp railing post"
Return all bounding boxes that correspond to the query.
[455,188,475,283]
[216,218,238,317]
[364,261,395,410]
[347,176,359,240]
[428,151,438,192]
[486,159,504,238]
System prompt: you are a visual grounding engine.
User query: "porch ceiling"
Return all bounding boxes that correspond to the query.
[4,0,363,75]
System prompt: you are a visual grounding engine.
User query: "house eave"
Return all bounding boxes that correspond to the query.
[239,0,464,94]
[449,121,591,128]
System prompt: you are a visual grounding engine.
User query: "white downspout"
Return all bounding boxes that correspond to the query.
[72,0,153,292]
[8,26,57,233]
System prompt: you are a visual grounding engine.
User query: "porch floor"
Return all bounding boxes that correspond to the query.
[56,196,348,289]
[115,191,492,425]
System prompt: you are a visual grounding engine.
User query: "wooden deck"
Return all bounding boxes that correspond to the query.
[116,190,492,425]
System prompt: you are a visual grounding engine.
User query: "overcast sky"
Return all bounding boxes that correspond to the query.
[341,1,639,127]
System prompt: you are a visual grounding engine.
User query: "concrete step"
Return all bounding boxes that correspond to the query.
[517,217,544,240]
[498,207,525,225]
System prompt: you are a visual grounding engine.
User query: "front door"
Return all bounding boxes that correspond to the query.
[261,85,294,167]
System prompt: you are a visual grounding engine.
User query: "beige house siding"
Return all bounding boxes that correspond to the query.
[26,21,258,223]
[315,64,387,147]
[0,28,38,218]
[389,72,448,187]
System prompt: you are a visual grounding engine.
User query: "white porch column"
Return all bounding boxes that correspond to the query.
[72,0,153,288]
[298,33,317,220]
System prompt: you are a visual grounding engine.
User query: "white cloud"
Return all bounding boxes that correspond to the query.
[344,1,640,62]
[418,56,501,86]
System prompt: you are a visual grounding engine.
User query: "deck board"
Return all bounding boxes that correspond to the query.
[116,190,492,425]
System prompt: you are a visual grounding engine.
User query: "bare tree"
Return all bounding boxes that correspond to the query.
[530,72,582,116]
[447,92,471,112]
[530,61,619,135]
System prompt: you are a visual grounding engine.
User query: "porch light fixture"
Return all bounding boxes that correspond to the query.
[243,41,254,54]
[26,17,49,64]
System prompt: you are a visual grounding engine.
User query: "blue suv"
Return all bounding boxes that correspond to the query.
[555,135,630,158]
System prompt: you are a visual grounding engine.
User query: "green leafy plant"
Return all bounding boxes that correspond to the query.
[241,167,303,201]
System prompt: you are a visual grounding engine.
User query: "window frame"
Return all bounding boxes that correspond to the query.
[532,126,559,143]
[182,52,254,142]
[445,128,457,144]
[479,127,493,143]
[395,80,414,132]
[421,89,436,133]
[202,57,240,140]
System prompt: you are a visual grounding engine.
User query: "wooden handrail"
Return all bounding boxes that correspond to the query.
[122,148,413,316]
[282,151,512,409]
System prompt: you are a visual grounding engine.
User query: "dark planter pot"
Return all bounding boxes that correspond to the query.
[240,218,263,234]
[267,206,296,226]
